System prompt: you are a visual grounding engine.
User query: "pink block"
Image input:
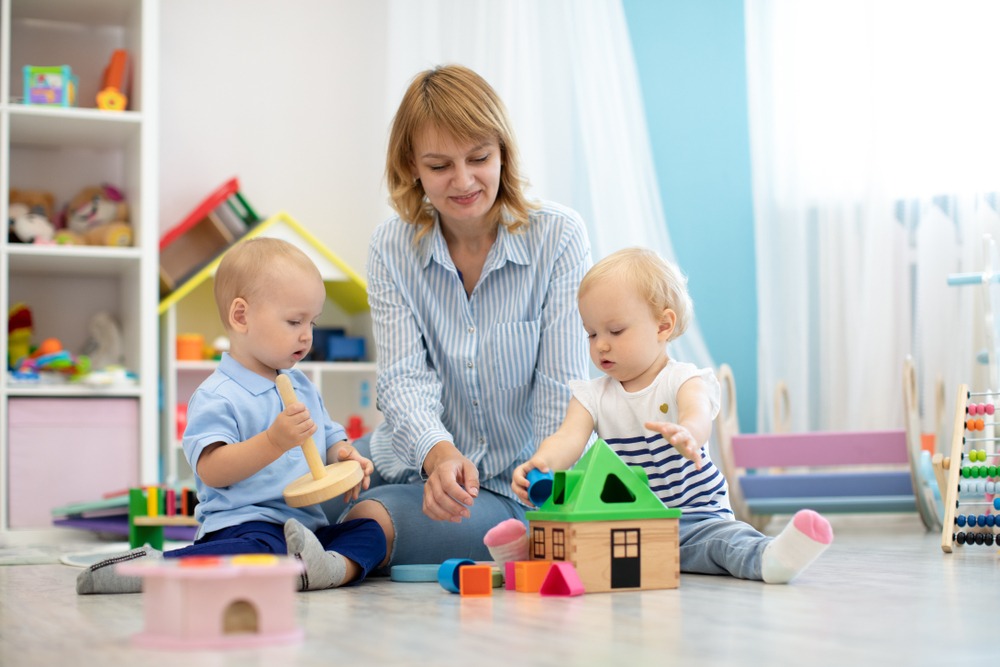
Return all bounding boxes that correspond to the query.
[539,561,585,597]
[504,561,516,590]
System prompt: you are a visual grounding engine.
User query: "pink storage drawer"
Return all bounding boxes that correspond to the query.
[7,398,139,528]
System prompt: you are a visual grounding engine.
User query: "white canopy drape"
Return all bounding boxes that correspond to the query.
[746,1,1000,434]
[384,0,714,372]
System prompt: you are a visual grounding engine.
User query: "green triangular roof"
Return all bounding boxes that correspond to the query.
[525,439,681,522]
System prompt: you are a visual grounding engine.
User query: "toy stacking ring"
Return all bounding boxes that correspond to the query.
[276,374,363,507]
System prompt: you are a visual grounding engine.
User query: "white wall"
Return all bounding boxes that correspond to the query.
[159,0,394,274]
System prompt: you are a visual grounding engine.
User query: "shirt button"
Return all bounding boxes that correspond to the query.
[468,327,475,334]
[472,400,479,407]
[467,361,474,369]
[479,437,486,444]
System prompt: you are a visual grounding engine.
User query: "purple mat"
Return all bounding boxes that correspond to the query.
[52,516,197,541]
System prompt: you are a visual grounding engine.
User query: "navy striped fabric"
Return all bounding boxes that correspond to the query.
[606,432,732,517]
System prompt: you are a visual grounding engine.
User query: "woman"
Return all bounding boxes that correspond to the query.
[339,64,592,568]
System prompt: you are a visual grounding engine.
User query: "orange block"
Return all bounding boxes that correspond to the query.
[514,560,552,593]
[459,564,493,597]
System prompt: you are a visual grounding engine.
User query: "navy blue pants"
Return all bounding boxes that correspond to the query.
[161,518,386,582]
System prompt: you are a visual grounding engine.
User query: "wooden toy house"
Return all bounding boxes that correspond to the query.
[525,439,681,593]
[158,178,261,298]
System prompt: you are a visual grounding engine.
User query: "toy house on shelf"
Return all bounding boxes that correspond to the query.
[158,178,261,298]
[158,211,377,484]
[525,439,681,593]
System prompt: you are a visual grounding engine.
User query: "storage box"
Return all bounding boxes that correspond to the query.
[309,328,345,361]
[327,336,366,362]
[7,398,139,528]
[23,65,78,107]
[176,333,205,360]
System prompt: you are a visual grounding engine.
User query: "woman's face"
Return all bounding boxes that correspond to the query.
[411,125,502,231]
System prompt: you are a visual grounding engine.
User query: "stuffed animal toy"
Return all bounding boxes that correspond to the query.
[8,189,56,244]
[81,311,124,369]
[61,184,132,246]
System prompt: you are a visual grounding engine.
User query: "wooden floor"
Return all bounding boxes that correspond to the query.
[0,514,994,666]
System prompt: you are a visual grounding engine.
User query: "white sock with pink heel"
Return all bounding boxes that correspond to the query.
[761,509,833,584]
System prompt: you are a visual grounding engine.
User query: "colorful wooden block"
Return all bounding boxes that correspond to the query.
[514,560,552,593]
[459,564,493,597]
[540,561,585,597]
[438,558,475,593]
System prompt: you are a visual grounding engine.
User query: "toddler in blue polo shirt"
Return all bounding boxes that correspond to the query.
[78,237,385,594]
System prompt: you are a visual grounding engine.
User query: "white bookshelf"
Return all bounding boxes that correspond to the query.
[0,0,159,539]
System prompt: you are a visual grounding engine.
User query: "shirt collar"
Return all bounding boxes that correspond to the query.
[417,211,532,272]
[217,352,280,396]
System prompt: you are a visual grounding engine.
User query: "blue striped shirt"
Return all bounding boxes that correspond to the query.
[366,201,592,501]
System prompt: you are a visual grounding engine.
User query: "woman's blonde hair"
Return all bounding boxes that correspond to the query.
[213,237,321,329]
[385,64,535,241]
[578,247,692,341]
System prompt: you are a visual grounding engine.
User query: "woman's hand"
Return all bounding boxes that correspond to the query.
[422,442,480,522]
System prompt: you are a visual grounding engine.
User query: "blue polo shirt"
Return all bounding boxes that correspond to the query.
[182,353,347,538]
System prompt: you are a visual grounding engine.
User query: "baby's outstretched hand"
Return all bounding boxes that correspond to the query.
[337,445,373,501]
[644,420,703,471]
[511,457,550,506]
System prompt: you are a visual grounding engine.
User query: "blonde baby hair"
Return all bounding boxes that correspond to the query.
[213,237,321,329]
[578,247,692,341]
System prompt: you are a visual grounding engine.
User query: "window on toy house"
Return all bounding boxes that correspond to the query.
[532,527,546,559]
[551,529,566,560]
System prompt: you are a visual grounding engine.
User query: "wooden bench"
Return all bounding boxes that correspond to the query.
[714,363,939,531]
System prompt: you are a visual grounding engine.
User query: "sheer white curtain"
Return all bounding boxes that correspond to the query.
[746,1,1000,434]
[383,0,713,371]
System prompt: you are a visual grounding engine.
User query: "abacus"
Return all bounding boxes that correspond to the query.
[939,386,1000,552]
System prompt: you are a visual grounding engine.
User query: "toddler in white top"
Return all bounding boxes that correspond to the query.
[511,247,832,583]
